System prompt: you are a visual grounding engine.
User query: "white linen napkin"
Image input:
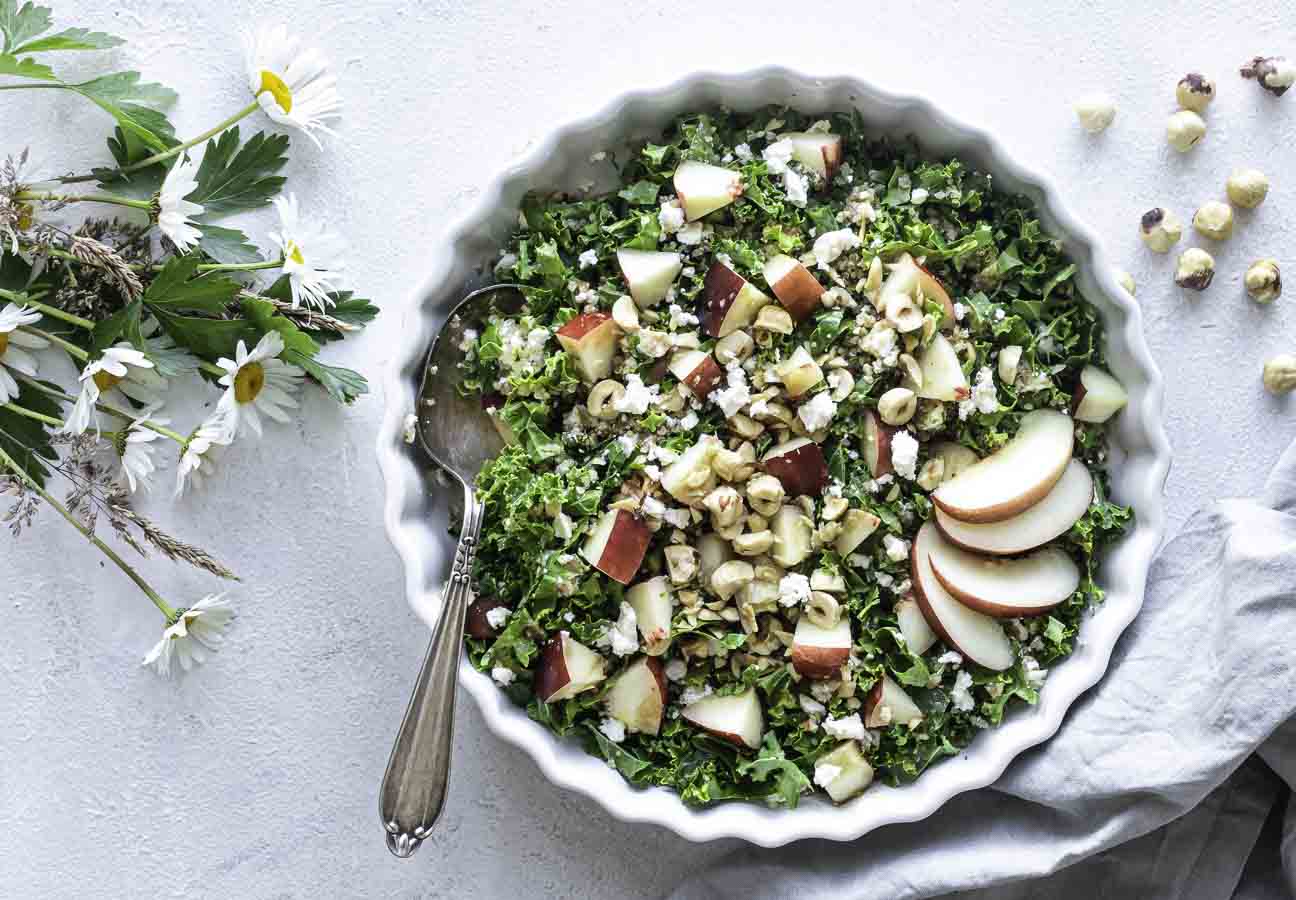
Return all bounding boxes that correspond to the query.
[672,440,1296,900]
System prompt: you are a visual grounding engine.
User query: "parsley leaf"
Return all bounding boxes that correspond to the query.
[735,733,812,808]
[11,25,120,54]
[284,351,369,404]
[65,71,177,150]
[142,255,241,314]
[0,0,51,54]
[0,51,51,79]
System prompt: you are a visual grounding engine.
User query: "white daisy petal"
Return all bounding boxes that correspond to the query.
[245,25,341,146]
[141,594,235,678]
[268,193,345,310]
[63,344,165,435]
[0,303,46,397]
[156,157,205,254]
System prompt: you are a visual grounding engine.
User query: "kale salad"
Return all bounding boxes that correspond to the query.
[452,108,1132,808]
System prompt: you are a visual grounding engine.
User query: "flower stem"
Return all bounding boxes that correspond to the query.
[21,325,87,360]
[17,190,154,212]
[36,244,281,274]
[0,401,63,428]
[13,372,188,444]
[56,100,262,184]
[9,296,94,330]
[0,443,176,619]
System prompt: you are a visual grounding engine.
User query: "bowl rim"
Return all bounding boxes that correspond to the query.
[376,66,1172,846]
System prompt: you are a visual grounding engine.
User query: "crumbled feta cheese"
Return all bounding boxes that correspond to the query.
[969,366,999,415]
[485,607,511,630]
[664,658,688,682]
[950,670,975,712]
[658,200,685,233]
[710,363,750,418]
[953,302,966,321]
[680,683,713,706]
[491,666,516,687]
[636,329,673,359]
[783,169,808,207]
[936,650,963,667]
[458,327,479,353]
[812,228,861,269]
[813,762,843,789]
[822,713,866,741]
[642,464,662,481]
[402,412,418,444]
[799,695,827,717]
[734,142,753,162]
[563,611,576,623]
[614,374,657,415]
[861,322,899,365]
[598,716,627,743]
[778,572,812,608]
[890,430,919,480]
[678,410,699,430]
[798,391,837,432]
[910,187,929,205]
[1024,656,1049,688]
[668,304,699,329]
[596,602,639,656]
[882,534,909,562]
[762,139,809,208]
[647,442,680,464]
[577,249,599,269]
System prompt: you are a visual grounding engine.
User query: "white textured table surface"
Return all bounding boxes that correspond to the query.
[3,1,1293,897]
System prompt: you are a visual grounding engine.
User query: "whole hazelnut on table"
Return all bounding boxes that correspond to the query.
[1176,73,1216,112]
[1263,355,1296,394]
[1074,93,1117,132]
[1139,207,1183,252]
[1192,201,1234,240]
[1241,56,1295,97]
[1166,110,1206,151]
[1226,169,1270,209]
[1175,248,1215,291]
[1245,260,1282,304]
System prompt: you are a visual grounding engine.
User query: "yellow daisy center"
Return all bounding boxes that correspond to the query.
[234,362,266,404]
[0,332,8,357]
[285,240,305,265]
[93,370,123,392]
[257,70,293,114]
[15,203,32,231]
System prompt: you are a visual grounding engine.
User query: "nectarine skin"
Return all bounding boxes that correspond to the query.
[465,596,510,639]
[762,441,829,497]
[701,262,747,338]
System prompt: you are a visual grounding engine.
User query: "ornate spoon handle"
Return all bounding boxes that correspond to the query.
[380,490,485,858]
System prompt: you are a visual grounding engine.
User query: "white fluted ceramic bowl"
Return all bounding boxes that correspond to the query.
[377,68,1172,847]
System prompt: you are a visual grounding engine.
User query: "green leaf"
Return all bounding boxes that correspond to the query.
[94,126,173,199]
[735,733,811,808]
[13,26,120,53]
[328,294,379,328]
[0,0,50,54]
[152,309,255,361]
[0,50,49,78]
[0,379,60,487]
[239,295,319,358]
[90,298,144,352]
[188,128,289,218]
[196,224,263,265]
[67,71,177,150]
[283,350,369,403]
[142,256,241,314]
[586,725,654,780]
[617,180,660,206]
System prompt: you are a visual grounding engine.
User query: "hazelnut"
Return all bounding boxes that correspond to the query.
[917,458,945,492]
[732,530,775,556]
[1116,270,1136,296]
[1264,355,1296,394]
[710,560,755,601]
[1241,56,1295,97]
[1139,208,1183,252]
[1226,169,1269,209]
[664,546,698,584]
[1176,73,1216,112]
[1192,201,1234,240]
[755,305,795,335]
[611,294,640,332]
[1166,110,1206,152]
[1245,260,1282,304]
[586,380,626,419]
[878,387,917,425]
[998,345,1023,384]
[1074,93,1116,132]
[1175,248,1215,291]
[805,591,842,629]
[715,330,754,365]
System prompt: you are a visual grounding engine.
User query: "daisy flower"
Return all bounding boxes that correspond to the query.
[142,594,235,678]
[64,344,165,435]
[0,304,48,403]
[156,156,205,253]
[215,331,305,439]
[244,25,341,147]
[174,409,232,498]
[113,408,167,494]
[267,193,345,310]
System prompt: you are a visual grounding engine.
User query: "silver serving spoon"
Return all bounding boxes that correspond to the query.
[379,284,521,858]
